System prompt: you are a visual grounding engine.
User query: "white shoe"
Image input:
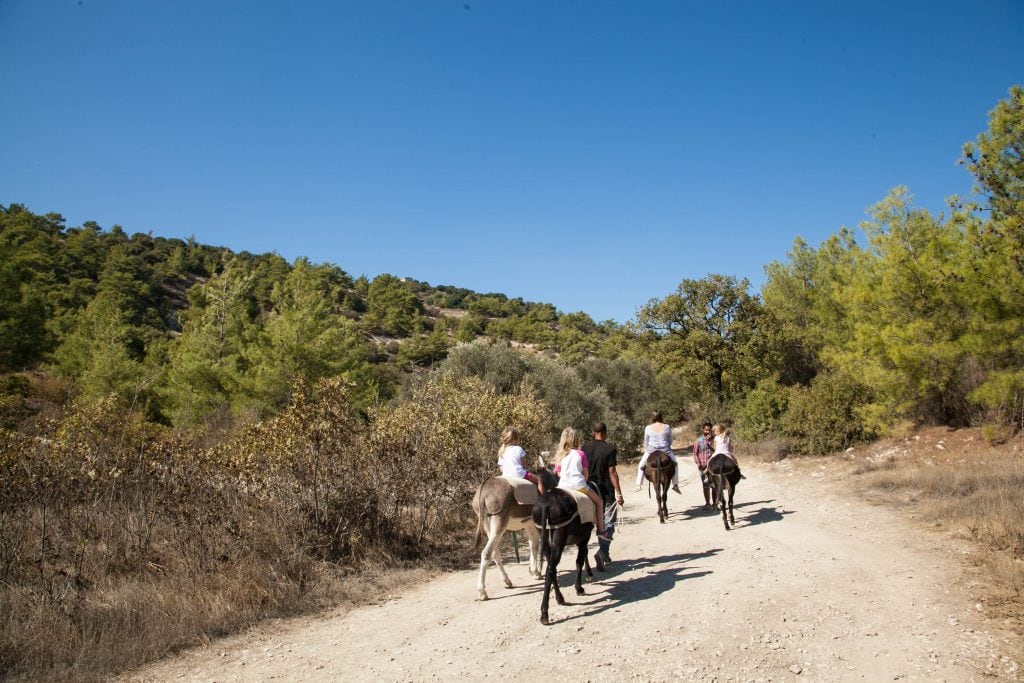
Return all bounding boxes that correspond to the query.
[633,485,642,492]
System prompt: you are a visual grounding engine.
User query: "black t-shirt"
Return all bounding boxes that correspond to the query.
[582,439,618,502]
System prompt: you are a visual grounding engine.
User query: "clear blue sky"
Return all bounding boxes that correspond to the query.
[2,1,1022,323]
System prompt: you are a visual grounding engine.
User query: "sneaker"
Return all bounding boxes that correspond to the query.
[633,485,642,492]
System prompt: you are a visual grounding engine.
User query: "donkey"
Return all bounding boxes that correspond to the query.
[531,468,602,625]
[472,475,543,600]
[642,450,675,523]
[706,452,742,530]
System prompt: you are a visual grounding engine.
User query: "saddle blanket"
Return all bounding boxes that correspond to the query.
[559,487,597,526]
[501,476,539,505]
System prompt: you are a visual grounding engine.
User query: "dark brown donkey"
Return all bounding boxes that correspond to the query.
[643,450,675,523]
[707,452,742,530]
[531,468,601,625]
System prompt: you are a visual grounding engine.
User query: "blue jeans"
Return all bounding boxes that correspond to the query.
[598,499,618,557]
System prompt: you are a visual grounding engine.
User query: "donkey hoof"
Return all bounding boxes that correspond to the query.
[504,579,514,589]
[478,591,489,601]
[576,586,586,596]
[541,615,550,626]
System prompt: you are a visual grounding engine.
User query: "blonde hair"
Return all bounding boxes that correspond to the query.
[555,426,581,459]
[497,426,519,459]
[712,423,729,436]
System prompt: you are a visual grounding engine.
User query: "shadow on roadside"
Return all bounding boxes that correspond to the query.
[539,549,720,624]
[741,506,792,527]
[732,499,774,509]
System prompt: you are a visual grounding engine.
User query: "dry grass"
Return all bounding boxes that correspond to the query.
[0,521,474,682]
[739,437,793,462]
[0,375,513,681]
[849,428,1024,626]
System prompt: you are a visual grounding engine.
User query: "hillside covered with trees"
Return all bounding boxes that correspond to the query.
[0,87,1021,680]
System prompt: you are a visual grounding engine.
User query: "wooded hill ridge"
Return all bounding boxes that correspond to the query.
[0,204,632,422]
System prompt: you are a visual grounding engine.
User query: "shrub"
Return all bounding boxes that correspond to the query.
[735,376,789,442]
[969,369,1024,432]
[779,370,874,454]
[438,342,529,394]
[980,422,1013,445]
[522,357,631,450]
[365,373,551,547]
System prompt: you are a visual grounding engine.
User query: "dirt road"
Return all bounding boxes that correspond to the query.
[126,459,1021,681]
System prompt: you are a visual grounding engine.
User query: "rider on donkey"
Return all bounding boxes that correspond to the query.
[553,427,611,541]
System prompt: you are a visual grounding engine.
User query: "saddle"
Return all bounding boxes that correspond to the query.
[559,488,597,526]
[644,451,674,478]
[501,476,539,505]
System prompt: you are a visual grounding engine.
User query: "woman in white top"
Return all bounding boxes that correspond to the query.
[634,411,681,493]
[712,424,738,463]
[553,426,609,540]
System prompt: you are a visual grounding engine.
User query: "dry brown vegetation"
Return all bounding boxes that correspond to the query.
[4,366,1021,681]
[0,373,550,681]
[750,426,1024,633]
[851,427,1024,623]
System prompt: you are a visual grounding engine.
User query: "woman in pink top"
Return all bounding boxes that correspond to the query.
[553,427,609,541]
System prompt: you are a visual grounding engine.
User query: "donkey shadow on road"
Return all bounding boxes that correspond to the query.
[736,501,794,527]
[690,498,794,529]
[547,549,720,624]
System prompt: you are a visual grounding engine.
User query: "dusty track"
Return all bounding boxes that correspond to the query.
[125,459,1021,681]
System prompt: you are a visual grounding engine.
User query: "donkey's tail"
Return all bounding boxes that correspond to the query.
[473,497,486,549]
[472,479,489,549]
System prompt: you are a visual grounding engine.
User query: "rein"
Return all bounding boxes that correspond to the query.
[534,511,579,530]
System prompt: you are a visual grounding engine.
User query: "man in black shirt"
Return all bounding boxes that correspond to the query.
[583,420,625,565]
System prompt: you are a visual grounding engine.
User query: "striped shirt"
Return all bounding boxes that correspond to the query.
[693,435,714,468]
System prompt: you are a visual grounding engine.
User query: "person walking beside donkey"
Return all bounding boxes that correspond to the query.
[692,422,715,509]
[582,421,624,564]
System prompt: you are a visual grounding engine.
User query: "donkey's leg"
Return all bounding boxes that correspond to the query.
[489,517,515,589]
[583,540,594,583]
[551,530,569,607]
[540,549,556,625]
[477,516,506,600]
[720,479,730,530]
[575,538,589,595]
[728,483,736,526]
[524,525,543,579]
